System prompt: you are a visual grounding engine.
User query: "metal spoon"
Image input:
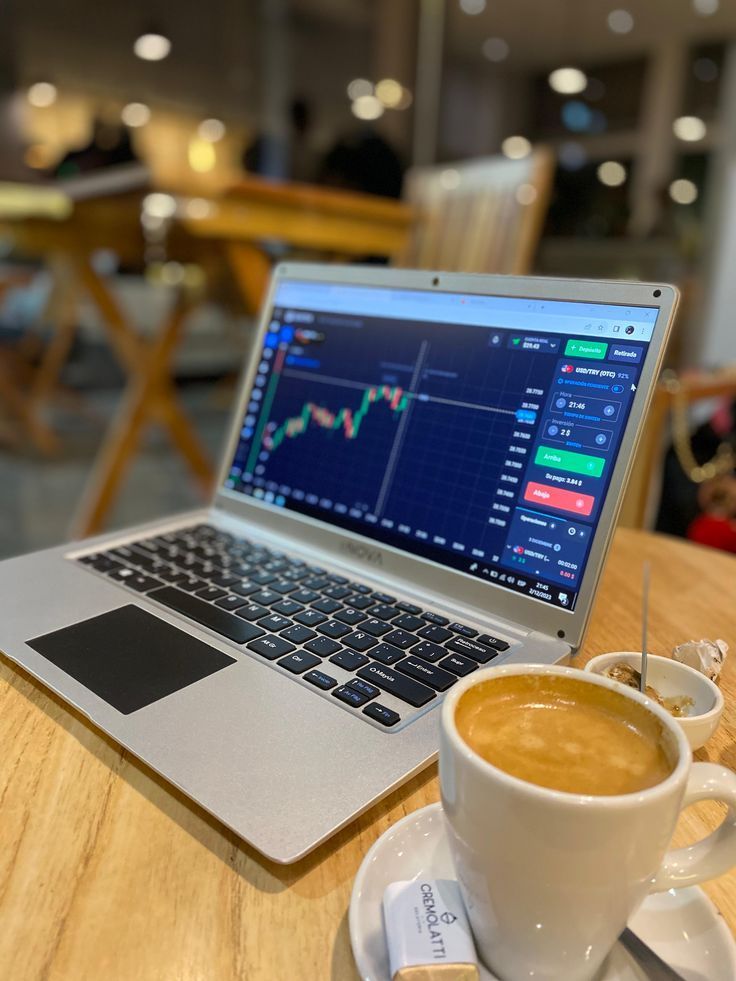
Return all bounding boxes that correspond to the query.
[620,927,686,979]
[640,562,650,693]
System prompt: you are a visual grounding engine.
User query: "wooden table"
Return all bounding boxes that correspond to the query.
[1,528,735,980]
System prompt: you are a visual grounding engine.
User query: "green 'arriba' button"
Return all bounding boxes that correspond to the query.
[535,445,605,477]
[565,339,608,359]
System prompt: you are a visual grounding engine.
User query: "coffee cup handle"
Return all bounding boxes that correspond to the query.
[652,763,736,892]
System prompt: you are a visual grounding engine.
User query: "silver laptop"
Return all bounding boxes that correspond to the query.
[0,264,677,863]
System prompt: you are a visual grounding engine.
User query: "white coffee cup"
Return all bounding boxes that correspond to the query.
[439,663,736,981]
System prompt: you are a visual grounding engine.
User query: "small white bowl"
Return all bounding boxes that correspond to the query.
[585,652,724,752]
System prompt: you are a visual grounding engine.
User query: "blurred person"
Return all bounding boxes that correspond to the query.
[318,126,404,199]
[54,117,138,176]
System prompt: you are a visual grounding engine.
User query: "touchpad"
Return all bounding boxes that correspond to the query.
[27,605,236,714]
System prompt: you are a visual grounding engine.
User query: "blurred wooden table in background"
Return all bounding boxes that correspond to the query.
[1,528,735,980]
[0,175,413,537]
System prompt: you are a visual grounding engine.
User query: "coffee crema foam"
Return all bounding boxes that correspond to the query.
[455,674,674,796]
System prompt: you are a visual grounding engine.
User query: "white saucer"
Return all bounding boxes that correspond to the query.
[349,803,736,981]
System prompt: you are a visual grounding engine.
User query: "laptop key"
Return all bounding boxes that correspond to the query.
[272,580,297,594]
[332,685,370,708]
[450,622,478,637]
[247,635,295,660]
[329,649,370,671]
[355,664,435,707]
[383,628,416,650]
[150,586,266,643]
[342,631,378,652]
[396,601,422,614]
[422,612,449,626]
[250,589,281,606]
[363,703,400,727]
[417,623,452,643]
[305,636,341,656]
[369,642,405,665]
[445,636,499,663]
[214,594,248,612]
[258,614,293,632]
[304,669,337,690]
[272,599,304,616]
[362,618,393,637]
[178,577,208,593]
[211,572,239,588]
[369,604,400,621]
[318,620,352,639]
[280,624,317,644]
[347,678,380,699]
[323,585,351,600]
[395,656,456,692]
[196,586,227,602]
[346,594,373,610]
[412,640,447,663]
[294,609,327,627]
[312,597,341,614]
[392,613,425,632]
[236,603,269,621]
[371,592,395,603]
[439,653,478,677]
[124,573,162,593]
[477,634,510,652]
[232,580,259,597]
[334,608,367,625]
[353,583,372,594]
[290,588,319,604]
[251,571,276,585]
[328,574,350,584]
[278,651,322,674]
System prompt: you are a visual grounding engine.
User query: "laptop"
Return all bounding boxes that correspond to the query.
[0,264,677,863]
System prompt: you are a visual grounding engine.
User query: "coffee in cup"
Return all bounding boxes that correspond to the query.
[454,673,673,796]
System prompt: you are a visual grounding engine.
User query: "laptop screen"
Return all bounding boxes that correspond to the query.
[224,279,658,612]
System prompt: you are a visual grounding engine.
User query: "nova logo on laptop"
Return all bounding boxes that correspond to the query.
[340,541,384,565]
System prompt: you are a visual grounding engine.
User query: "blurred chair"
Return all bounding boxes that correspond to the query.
[397,149,554,275]
[618,367,736,530]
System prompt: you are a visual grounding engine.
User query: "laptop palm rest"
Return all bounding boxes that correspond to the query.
[26,605,236,715]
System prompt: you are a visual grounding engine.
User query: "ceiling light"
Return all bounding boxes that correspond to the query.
[502,135,532,159]
[673,115,706,141]
[693,0,719,14]
[121,102,150,127]
[142,193,177,219]
[669,179,698,204]
[185,198,215,220]
[440,169,461,190]
[460,0,486,13]
[597,160,627,186]
[27,82,57,108]
[188,137,216,173]
[375,79,403,108]
[198,118,226,142]
[134,32,171,61]
[548,67,588,95]
[395,87,413,110]
[482,37,509,62]
[351,95,384,121]
[515,184,538,205]
[347,78,372,101]
[607,9,634,33]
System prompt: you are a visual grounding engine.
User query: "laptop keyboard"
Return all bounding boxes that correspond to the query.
[75,524,513,730]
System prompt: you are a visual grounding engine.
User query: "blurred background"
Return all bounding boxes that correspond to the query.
[1,0,735,560]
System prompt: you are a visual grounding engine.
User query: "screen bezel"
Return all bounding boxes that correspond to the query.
[214,263,677,651]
